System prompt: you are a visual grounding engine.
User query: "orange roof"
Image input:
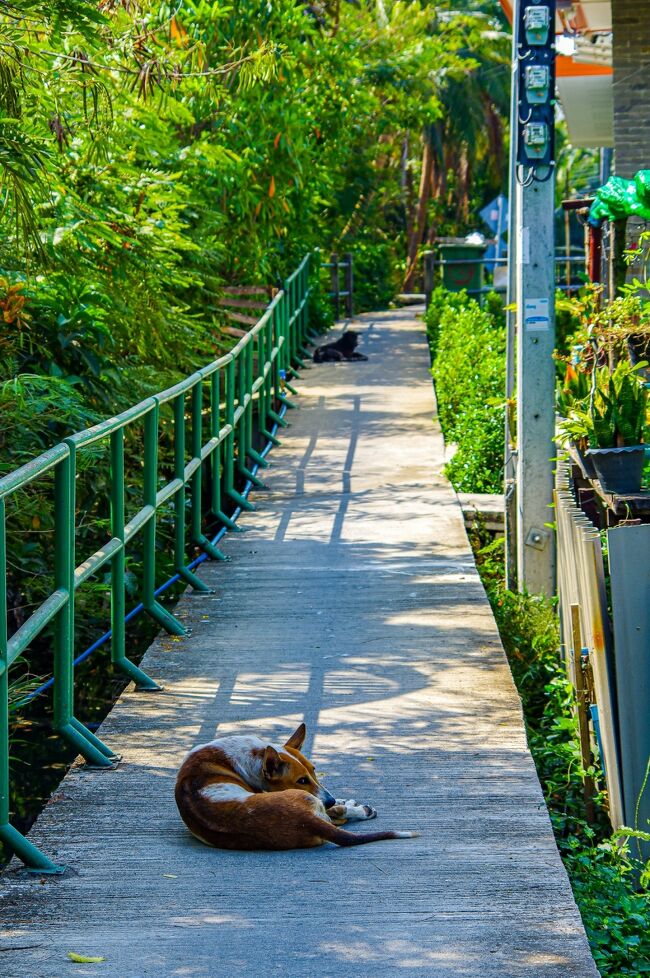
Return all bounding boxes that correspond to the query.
[500,0,611,34]
[557,56,612,77]
[499,1,613,77]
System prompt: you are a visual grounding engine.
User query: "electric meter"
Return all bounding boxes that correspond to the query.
[523,122,549,160]
[525,65,550,104]
[524,6,551,45]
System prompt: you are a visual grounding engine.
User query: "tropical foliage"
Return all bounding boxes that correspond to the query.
[402,3,510,287]
[0,1,510,436]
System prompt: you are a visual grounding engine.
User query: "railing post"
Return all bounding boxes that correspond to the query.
[344,252,353,318]
[287,277,295,371]
[235,343,265,490]
[258,310,281,445]
[280,282,299,397]
[246,336,270,470]
[298,258,312,358]
[54,449,118,765]
[268,303,290,429]
[52,453,74,741]
[210,369,243,529]
[423,251,435,310]
[173,392,216,586]
[0,502,64,872]
[142,406,185,635]
[245,341,266,482]
[330,251,340,320]
[225,356,255,511]
[190,380,227,560]
[110,428,160,689]
[307,249,320,340]
[285,276,306,377]
[304,254,311,336]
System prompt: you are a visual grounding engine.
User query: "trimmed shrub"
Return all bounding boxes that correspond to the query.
[425,288,505,493]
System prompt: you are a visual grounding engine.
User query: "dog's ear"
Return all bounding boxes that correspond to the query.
[262,746,288,780]
[284,722,306,751]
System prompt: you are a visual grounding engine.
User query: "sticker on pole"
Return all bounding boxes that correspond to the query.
[524,297,550,331]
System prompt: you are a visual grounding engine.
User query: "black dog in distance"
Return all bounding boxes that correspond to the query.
[313,330,368,364]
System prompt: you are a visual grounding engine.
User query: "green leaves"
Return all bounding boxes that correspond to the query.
[564,361,649,450]
[66,951,105,963]
[427,287,506,493]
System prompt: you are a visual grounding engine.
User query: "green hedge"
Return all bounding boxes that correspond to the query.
[425,287,505,493]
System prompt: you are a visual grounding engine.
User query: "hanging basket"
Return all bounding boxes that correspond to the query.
[586,445,646,495]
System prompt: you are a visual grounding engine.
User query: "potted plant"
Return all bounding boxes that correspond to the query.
[595,293,650,374]
[621,231,650,369]
[556,360,597,479]
[558,360,649,495]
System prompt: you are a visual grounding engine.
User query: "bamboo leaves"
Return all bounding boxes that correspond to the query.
[0,0,509,399]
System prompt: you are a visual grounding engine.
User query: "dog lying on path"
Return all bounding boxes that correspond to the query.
[313,330,368,363]
[175,722,417,850]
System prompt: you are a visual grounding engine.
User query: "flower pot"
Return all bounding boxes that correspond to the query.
[586,445,646,495]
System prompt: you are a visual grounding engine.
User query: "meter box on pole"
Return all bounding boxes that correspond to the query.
[516,1,556,175]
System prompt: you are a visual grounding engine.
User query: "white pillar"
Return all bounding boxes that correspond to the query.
[514,0,557,596]
[515,177,556,596]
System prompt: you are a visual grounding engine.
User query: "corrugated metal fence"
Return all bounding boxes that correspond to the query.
[555,460,650,850]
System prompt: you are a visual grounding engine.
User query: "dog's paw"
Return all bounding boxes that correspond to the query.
[335,798,377,821]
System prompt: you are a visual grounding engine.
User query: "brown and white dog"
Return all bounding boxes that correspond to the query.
[175,723,417,850]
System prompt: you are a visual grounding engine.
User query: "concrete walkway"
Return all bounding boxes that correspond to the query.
[0,309,598,978]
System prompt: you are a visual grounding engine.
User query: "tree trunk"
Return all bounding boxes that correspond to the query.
[457,146,470,225]
[403,132,434,291]
[402,135,416,251]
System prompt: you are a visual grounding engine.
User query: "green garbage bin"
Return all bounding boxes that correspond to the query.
[437,238,486,293]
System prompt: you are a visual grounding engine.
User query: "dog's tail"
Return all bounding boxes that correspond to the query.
[317,821,419,847]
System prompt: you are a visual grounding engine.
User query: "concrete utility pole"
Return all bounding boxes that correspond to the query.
[504,10,519,592]
[513,0,557,596]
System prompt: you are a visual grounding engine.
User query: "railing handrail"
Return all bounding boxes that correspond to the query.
[0,254,314,874]
[0,443,70,500]
[426,255,587,267]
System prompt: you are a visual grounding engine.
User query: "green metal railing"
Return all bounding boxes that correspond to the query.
[0,254,313,873]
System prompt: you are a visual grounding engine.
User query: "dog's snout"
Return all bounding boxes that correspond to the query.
[321,789,337,809]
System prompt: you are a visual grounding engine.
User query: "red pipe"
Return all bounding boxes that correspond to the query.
[588,224,603,284]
